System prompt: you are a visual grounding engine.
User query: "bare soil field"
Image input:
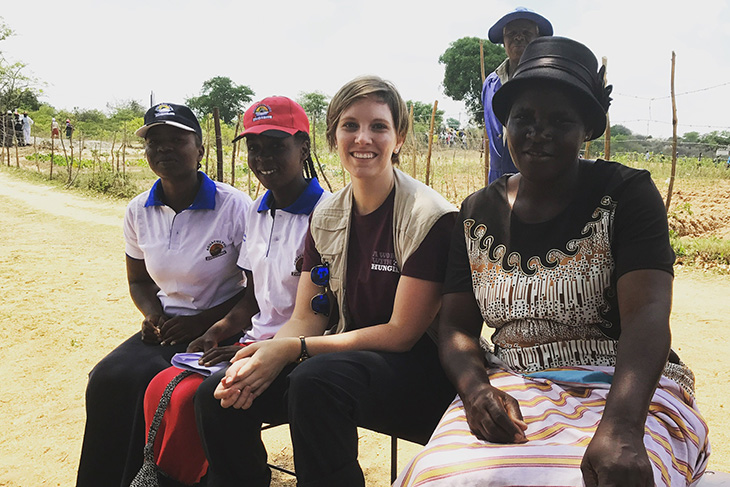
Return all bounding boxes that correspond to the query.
[0,164,728,486]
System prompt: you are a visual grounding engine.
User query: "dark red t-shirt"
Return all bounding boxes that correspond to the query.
[303,189,455,329]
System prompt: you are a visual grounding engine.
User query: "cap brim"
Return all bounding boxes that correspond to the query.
[135,120,197,138]
[232,126,298,143]
[488,11,553,43]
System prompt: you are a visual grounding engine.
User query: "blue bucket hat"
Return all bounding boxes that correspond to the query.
[488,7,553,44]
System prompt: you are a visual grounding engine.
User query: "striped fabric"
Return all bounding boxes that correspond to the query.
[395,366,709,487]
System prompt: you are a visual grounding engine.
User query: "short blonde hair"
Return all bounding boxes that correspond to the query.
[326,75,409,163]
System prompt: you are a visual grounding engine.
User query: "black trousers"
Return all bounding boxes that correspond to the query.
[75,332,239,487]
[194,336,455,487]
[76,333,188,487]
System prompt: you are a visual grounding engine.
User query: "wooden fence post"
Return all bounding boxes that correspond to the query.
[602,57,611,160]
[34,135,39,171]
[213,108,224,182]
[408,103,416,178]
[666,51,678,211]
[50,133,55,179]
[205,116,211,174]
[425,100,438,186]
[231,113,241,187]
[480,39,489,186]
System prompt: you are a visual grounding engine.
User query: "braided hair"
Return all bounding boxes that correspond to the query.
[294,131,318,180]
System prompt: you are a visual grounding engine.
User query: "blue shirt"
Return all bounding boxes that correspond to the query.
[482,59,518,184]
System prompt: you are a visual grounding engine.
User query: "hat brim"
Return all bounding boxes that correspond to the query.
[231,127,298,144]
[135,120,198,138]
[492,76,607,141]
[488,11,553,44]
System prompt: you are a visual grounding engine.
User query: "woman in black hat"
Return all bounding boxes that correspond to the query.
[394,37,709,487]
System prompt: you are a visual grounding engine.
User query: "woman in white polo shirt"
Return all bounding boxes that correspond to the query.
[76,103,252,487]
[138,97,329,486]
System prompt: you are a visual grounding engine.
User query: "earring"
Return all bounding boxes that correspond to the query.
[394,148,400,154]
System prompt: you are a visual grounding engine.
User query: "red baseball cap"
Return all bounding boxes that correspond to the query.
[234,96,309,142]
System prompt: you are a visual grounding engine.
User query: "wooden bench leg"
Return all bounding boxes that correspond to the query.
[391,435,398,483]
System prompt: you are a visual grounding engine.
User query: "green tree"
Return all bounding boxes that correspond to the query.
[297,91,328,126]
[681,131,700,143]
[187,76,254,124]
[297,91,329,152]
[439,37,505,125]
[700,130,730,148]
[610,124,633,137]
[107,99,146,122]
[0,17,41,114]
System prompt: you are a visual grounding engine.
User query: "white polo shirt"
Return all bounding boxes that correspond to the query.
[124,172,252,317]
[239,178,329,342]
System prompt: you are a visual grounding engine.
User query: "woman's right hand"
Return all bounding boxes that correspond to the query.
[214,338,299,409]
[462,381,527,444]
[141,313,167,344]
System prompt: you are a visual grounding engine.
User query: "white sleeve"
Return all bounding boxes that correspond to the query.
[237,204,252,271]
[123,199,144,260]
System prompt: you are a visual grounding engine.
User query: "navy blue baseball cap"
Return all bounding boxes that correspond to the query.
[135,102,202,140]
[488,7,553,44]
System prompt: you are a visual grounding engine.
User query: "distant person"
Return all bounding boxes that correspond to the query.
[2,111,12,147]
[76,102,252,487]
[22,112,33,146]
[13,111,23,146]
[51,117,60,138]
[726,155,730,169]
[645,150,651,161]
[482,7,553,183]
[65,118,73,139]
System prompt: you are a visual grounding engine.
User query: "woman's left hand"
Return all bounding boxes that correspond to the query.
[581,421,653,487]
[213,338,299,409]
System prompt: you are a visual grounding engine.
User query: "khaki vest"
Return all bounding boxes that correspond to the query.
[309,168,457,335]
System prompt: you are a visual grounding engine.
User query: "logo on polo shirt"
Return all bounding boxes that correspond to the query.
[252,104,273,122]
[292,254,303,277]
[205,240,228,261]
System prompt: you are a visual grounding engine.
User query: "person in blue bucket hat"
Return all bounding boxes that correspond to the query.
[482,7,553,184]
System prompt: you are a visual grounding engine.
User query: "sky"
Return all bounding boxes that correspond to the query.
[2,0,729,139]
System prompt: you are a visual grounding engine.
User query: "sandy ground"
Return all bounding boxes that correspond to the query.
[0,168,727,486]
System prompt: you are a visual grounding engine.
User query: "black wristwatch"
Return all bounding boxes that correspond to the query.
[297,336,310,363]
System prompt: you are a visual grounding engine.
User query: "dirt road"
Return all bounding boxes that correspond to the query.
[0,168,727,486]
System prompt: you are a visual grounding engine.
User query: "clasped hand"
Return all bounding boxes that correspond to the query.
[141,313,208,346]
[213,338,296,410]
